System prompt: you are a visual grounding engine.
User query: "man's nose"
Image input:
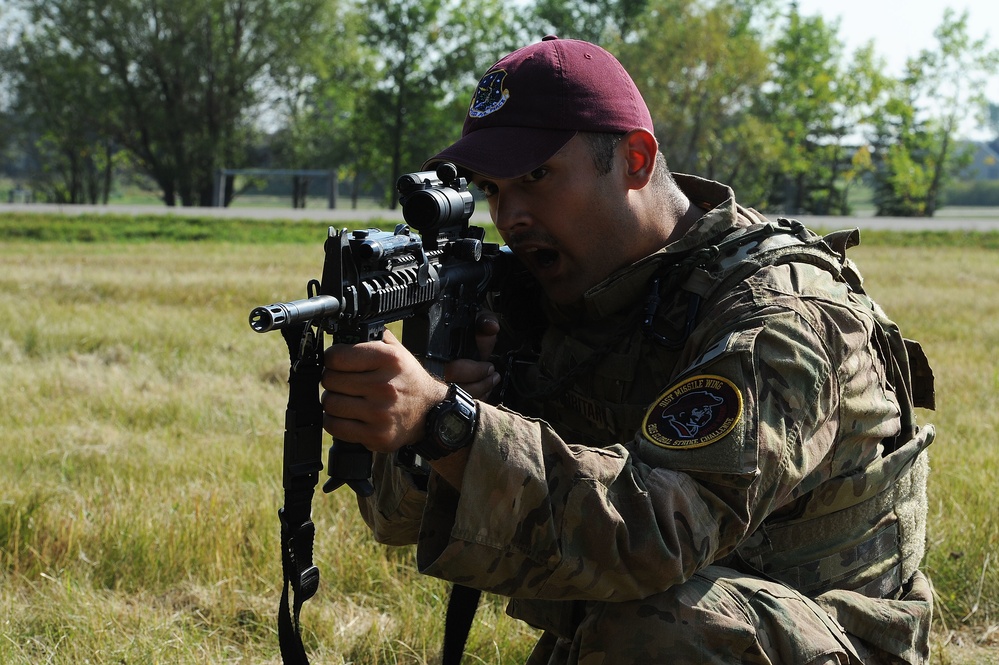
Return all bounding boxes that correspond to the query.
[492,189,532,236]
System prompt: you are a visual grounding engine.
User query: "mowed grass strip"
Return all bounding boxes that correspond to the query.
[0,222,996,662]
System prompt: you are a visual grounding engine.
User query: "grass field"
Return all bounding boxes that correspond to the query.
[0,215,997,663]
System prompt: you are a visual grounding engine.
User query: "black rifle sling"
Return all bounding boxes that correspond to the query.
[442,584,482,665]
[275,320,482,664]
[277,322,325,664]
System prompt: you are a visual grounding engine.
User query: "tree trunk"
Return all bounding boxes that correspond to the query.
[102,142,114,205]
[925,123,954,217]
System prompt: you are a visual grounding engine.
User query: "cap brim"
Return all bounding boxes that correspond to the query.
[423,127,577,180]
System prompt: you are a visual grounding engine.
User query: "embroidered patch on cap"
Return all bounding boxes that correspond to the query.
[642,375,742,450]
[469,69,509,118]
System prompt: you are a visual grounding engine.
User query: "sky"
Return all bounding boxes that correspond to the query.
[794,0,999,138]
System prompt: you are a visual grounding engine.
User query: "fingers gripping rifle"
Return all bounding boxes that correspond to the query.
[250,164,510,664]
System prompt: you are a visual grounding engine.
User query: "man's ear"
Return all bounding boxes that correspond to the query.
[621,128,659,189]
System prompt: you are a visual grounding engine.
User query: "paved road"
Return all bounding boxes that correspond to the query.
[3,202,999,232]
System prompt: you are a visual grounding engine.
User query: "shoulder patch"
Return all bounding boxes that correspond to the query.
[642,375,742,450]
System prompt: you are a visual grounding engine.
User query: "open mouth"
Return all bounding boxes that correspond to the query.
[527,247,560,269]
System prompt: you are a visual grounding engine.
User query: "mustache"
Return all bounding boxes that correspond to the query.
[506,229,560,251]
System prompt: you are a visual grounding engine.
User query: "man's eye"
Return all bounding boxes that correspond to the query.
[475,181,498,197]
[525,167,548,182]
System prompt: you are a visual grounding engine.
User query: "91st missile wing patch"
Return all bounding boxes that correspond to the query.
[642,375,742,450]
[469,69,510,118]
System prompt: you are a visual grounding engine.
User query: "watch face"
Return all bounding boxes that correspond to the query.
[438,411,469,447]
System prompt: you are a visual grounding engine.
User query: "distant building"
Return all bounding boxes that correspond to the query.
[963,140,999,180]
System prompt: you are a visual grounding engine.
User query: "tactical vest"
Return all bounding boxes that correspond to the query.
[502,217,935,599]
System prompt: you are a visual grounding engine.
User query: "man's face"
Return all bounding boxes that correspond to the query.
[471,135,636,305]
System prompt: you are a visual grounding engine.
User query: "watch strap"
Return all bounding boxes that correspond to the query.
[408,383,478,461]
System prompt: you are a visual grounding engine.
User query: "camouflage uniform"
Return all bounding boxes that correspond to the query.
[360,174,935,664]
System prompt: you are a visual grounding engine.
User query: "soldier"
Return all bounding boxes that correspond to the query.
[320,36,936,664]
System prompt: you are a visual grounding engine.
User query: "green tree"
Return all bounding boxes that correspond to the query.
[341,0,525,207]
[753,4,897,215]
[533,0,650,42]
[829,44,898,211]
[616,0,780,206]
[987,102,999,139]
[871,9,999,216]
[7,0,329,206]
[758,5,852,214]
[868,88,936,216]
[1,32,118,203]
[265,0,370,207]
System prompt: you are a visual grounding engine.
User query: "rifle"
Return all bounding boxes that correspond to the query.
[249,163,511,664]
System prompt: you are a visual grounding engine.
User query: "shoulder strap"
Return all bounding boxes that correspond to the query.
[645,219,850,349]
[684,218,935,418]
[651,218,933,413]
[687,218,861,302]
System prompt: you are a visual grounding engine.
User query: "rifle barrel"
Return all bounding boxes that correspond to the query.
[249,295,343,333]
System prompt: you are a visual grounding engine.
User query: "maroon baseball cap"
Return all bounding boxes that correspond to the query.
[424,36,654,179]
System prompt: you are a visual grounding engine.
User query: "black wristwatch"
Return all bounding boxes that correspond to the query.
[408,383,479,460]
